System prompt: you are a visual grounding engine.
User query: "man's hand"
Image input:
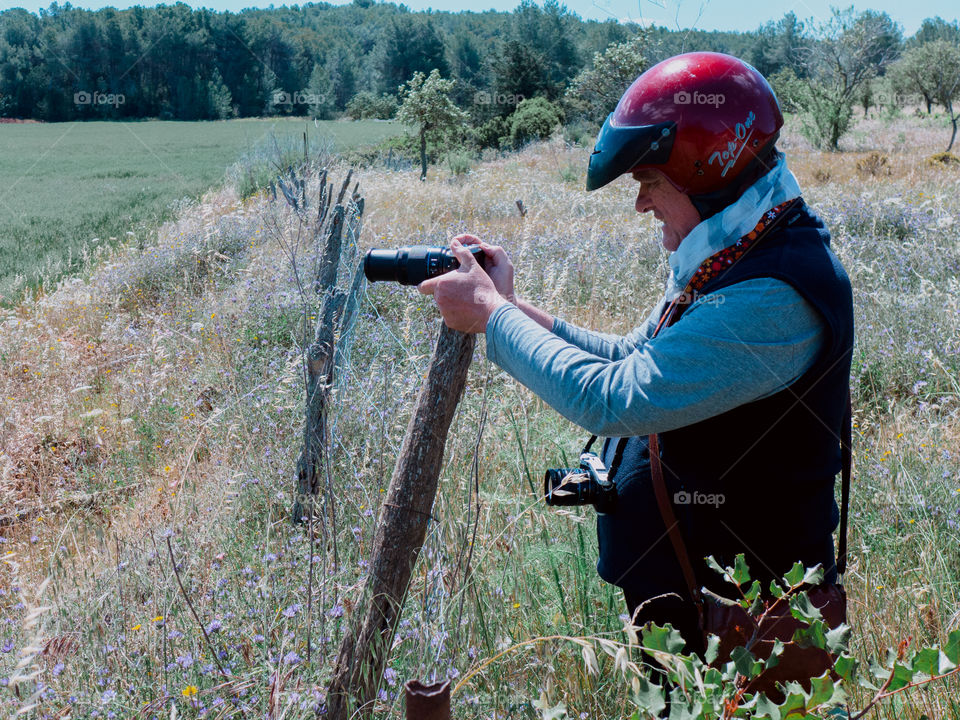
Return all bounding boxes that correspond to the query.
[455,233,516,303]
[418,239,509,333]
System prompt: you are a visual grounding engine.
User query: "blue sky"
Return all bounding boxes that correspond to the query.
[7,0,957,36]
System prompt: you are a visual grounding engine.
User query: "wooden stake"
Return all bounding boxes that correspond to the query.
[325,324,475,719]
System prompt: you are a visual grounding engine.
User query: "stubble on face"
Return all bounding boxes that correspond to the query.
[631,170,700,252]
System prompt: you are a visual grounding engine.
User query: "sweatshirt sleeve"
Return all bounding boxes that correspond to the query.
[485,278,825,437]
[549,298,667,361]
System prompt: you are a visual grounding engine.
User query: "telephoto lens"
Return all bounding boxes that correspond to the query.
[363,245,485,285]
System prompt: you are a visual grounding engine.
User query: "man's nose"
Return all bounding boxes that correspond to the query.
[635,189,653,214]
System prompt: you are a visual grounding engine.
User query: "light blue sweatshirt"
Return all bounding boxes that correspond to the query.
[485,278,824,436]
[483,157,825,437]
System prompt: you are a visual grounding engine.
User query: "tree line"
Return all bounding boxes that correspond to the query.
[0,2,958,151]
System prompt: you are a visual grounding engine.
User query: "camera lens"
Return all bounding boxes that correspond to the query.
[544,468,591,506]
[363,248,402,283]
[363,246,455,285]
[363,245,486,285]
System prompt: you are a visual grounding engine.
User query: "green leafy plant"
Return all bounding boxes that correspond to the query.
[518,556,960,719]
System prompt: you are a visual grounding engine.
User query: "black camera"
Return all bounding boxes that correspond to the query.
[543,452,617,514]
[363,245,486,286]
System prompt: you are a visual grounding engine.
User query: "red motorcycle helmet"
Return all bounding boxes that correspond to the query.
[586,52,783,195]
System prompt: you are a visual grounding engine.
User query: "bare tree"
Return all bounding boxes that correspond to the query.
[794,8,902,150]
[563,33,650,122]
[890,40,960,151]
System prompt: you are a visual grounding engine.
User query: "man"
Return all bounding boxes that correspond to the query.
[419,52,853,656]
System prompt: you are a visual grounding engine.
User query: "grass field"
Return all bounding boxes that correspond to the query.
[0,118,403,303]
[0,113,959,717]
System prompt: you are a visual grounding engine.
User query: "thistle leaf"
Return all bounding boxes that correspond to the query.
[640,623,686,654]
[789,592,823,624]
[632,676,666,717]
[825,623,852,654]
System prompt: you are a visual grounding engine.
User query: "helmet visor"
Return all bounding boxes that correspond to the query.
[586,115,676,191]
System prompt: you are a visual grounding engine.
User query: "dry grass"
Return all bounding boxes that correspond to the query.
[0,115,958,717]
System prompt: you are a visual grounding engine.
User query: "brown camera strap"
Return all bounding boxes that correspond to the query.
[837,389,852,577]
[648,432,703,611]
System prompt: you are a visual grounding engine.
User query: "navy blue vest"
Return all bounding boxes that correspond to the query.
[596,200,854,600]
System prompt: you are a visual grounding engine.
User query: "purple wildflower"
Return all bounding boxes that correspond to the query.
[282,604,301,618]
[283,651,302,665]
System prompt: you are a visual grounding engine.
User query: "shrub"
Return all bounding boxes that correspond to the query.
[558,162,581,184]
[473,115,511,150]
[768,67,804,114]
[508,97,564,148]
[444,149,474,177]
[345,92,398,120]
[563,119,598,147]
[855,151,891,177]
[812,168,833,184]
[928,151,960,167]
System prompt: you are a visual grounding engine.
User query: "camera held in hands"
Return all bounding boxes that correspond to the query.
[544,452,617,514]
[363,245,486,286]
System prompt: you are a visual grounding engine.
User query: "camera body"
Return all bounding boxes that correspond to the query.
[543,452,617,514]
[364,245,486,285]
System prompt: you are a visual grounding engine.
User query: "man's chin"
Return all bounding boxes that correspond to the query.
[661,227,681,252]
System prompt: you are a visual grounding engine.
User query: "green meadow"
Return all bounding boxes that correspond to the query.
[0,118,402,302]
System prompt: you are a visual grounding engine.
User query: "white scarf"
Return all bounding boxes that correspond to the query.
[666,154,802,299]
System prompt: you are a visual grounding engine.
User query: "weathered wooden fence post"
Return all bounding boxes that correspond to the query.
[281,169,364,529]
[325,323,475,719]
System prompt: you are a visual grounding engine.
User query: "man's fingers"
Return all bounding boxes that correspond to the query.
[453,233,482,246]
[480,242,507,265]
